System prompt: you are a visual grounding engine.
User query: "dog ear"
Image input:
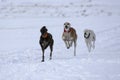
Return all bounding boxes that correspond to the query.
[64,23,66,25]
[40,27,43,33]
[66,22,71,27]
[44,26,48,32]
[43,26,48,32]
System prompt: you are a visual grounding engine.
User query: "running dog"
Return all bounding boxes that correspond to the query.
[62,22,77,56]
[39,26,54,62]
[84,29,96,52]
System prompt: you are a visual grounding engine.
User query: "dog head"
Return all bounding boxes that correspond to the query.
[64,22,71,31]
[84,29,90,39]
[40,26,48,35]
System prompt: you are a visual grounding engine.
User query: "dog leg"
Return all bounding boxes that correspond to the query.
[88,45,91,52]
[41,48,45,62]
[67,41,71,49]
[74,40,77,56]
[86,42,91,52]
[69,37,74,47]
[64,40,70,49]
[89,42,92,52]
[50,40,53,60]
[50,49,52,60]
[93,41,95,49]
[69,40,73,47]
[64,40,67,48]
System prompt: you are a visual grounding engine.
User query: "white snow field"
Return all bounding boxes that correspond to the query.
[0,0,120,80]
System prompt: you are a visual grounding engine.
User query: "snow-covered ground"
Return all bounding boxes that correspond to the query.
[0,0,120,80]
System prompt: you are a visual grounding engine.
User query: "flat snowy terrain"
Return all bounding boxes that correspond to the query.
[0,0,120,80]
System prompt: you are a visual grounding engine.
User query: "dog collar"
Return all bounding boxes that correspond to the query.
[84,33,90,39]
[64,28,71,33]
[42,33,48,38]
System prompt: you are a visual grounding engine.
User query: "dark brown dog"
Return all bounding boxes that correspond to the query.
[39,26,54,62]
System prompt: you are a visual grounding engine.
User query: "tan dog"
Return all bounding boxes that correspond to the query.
[84,29,96,52]
[62,22,77,56]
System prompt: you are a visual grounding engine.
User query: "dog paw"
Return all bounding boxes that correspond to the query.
[41,60,44,62]
[93,45,95,49]
[49,57,52,60]
[67,47,70,49]
[70,43,73,47]
[88,49,91,52]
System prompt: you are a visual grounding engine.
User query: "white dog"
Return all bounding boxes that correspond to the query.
[84,29,96,52]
